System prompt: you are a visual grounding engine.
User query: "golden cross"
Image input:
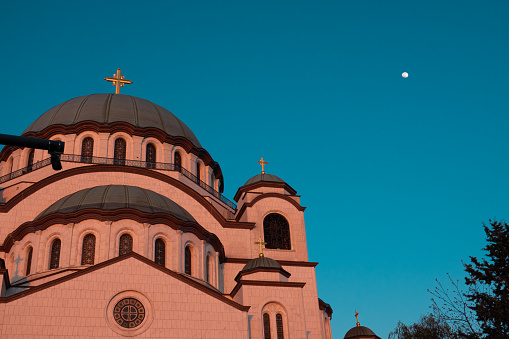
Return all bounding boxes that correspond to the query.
[355,310,360,327]
[257,157,268,174]
[254,237,266,258]
[104,68,133,94]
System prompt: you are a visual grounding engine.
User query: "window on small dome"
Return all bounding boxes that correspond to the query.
[154,238,165,267]
[263,213,291,250]
[119,234,133,256]
[81,234,96,265]
[49,239,61,269]
[174,152,182,172]
[26,149,34,172]
[25,247,33,276]
[185,246,192,275]
[146,143,156,169]
[81,137,94,163]
[263,313,271,339]
[114,138,126,166]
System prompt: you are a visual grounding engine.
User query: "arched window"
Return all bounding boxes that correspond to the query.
[25,247,33,276]
[49,239,61,269]
[119,234,133,256]
[26,149,35,172]
[263,313,271,339]
[114,138,126,165]
[4,157,13,176]
[219,177,224,193]
[184,246,192,275]
[205,254,210,283]
[81,234,96,265]
[196,162,201,183]
[276,314,284,339]
[146,143,156,169]
[81,137,94,163]
[263,213,291,250]
[154,238,165,266]
[174,152,182,172]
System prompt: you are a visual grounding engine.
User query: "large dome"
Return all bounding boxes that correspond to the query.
[36,185,196,222]
[23,93,202,147]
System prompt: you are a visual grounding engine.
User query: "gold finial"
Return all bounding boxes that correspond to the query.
[257,157,268,174]
[104,68,133,94]
[255,236,267,258]
[355,310,360,327]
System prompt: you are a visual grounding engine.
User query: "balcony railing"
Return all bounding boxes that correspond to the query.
[0,154,237,211]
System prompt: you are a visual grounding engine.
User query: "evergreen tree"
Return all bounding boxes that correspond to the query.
[464,220,509,338]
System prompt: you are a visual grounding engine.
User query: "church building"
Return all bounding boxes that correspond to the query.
[0,70,335,338]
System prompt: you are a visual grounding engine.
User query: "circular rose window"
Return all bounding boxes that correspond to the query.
[113,298,145,328]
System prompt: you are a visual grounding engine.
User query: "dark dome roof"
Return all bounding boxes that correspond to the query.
[344,326,380,339]
[36,185,196,222]
[243,173,285,186]
[242,256,282,272]
[23,93,201,147]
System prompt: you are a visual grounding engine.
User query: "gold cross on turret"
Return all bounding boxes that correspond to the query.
[255,237,266,258]
[355,309,360,327]
[104,68,133,94]
[257,157,268,174]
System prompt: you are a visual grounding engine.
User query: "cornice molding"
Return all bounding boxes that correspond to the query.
[319,297,333,319]
[235,192,306,221]
[234,181,297,202]
[0,208,226,263]
[0,121,223,178]
[225,257,318,267]
[229,279,306,298]
[0,165,254,231]
[234,267,291,282]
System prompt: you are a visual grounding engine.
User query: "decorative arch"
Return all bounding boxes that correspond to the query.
[263,213,291,250]
[261,302,288,339]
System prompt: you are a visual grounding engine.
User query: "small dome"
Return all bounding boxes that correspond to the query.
[243,173,285,186]
[23,93,202,147]
[36,185,196,222]
[242,256,282,272]
[344,326,380,339]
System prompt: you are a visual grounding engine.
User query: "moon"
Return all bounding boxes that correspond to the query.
[402,72,409,78]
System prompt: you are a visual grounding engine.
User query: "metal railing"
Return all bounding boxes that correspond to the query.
[0,154,237,211]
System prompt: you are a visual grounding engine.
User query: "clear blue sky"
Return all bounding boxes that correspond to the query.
[1,1,508,337]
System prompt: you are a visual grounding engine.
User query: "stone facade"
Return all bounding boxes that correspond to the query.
[0,94,333,338]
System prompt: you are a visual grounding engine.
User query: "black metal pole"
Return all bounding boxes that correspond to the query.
[0,134,64,153]
[0,134,65,170]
